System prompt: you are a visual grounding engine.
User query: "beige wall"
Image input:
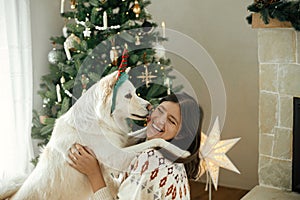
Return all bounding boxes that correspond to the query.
[148,0,258,190]
[30,0,64,109]
[30,0,258,190]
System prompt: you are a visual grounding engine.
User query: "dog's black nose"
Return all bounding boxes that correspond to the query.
[147,104,153,111]
[147,104,154,119]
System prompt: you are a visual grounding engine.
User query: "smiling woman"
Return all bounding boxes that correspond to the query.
[0,0,34,178]
[69,92,203,200]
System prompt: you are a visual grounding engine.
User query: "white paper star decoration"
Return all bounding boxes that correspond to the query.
[198,117,241,191]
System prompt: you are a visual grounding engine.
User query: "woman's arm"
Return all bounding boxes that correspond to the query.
[69,146,190,200]
[68,144,106,193]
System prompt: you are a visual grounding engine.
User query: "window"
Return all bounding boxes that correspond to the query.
[0,0,34,178]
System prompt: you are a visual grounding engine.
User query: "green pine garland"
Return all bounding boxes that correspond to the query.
[246,0,300,31]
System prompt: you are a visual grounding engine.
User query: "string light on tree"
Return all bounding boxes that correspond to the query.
[75,17,92,38]
[95,25,121,31]
[60,76,78,101]
[133,0,141,18]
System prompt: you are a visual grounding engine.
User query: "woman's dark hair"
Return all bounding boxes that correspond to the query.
[159,92,203,180]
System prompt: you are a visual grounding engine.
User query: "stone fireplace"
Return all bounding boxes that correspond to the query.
[242,18,300,200]
[293,97,300,193]
[257,28,298,191]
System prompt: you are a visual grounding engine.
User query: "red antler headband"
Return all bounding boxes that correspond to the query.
[117,47,129,80]
[111,47,129,113]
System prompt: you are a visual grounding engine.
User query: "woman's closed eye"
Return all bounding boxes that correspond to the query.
[168,117,177,126]
[157,106,178,126]
[157,107,163,113]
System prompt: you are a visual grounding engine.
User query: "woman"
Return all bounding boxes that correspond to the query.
[69,92,203,200]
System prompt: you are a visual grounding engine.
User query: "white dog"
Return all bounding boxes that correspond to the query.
[1,70,190,200]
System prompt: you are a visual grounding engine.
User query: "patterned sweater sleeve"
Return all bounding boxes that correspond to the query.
[91,187,114,200]
[116,149,191,200]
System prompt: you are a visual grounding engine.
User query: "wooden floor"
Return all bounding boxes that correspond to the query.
[190,181,249,200]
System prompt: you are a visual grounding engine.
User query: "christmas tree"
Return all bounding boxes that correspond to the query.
[31,0,181,164]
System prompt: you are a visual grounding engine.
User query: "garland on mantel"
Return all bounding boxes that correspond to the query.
[246,0,300,31]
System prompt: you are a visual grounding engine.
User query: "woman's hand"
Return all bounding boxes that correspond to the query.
[68,143,99,176]
[68,143,106,192]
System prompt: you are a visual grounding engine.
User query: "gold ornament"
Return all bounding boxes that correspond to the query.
[64,33,81,60]
[65,33,81,51]
[39,115,49,125]
[132,0,141,18]
[70,0,76,9]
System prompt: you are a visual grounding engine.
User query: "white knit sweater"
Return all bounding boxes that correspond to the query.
[91,149,190,200]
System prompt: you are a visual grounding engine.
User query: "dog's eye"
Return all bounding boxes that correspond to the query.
[125,93,132,99]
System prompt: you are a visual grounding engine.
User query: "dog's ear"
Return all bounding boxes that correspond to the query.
[100,71,119,104]
[108,70,119,88]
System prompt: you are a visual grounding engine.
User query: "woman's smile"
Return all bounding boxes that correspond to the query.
[152,122,163,132]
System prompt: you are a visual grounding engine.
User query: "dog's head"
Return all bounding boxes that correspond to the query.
[94,69,150,133]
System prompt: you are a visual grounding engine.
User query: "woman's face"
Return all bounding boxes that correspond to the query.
[146,101,181,140]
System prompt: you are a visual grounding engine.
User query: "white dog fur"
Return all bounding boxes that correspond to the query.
[1,70,190,200]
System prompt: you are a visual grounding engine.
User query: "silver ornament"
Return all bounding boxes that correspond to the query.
[48,48,66,64]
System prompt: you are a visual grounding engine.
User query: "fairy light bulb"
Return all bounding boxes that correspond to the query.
[133,0,141,18]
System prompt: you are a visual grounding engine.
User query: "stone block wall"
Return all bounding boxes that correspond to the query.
[258,29,300,190]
